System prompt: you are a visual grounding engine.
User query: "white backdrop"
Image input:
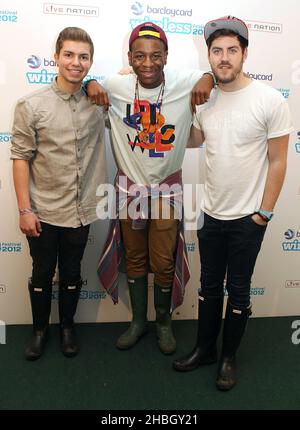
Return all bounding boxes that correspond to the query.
[0,0,299,324]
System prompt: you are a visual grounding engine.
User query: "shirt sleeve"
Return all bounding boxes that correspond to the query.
[266,93,294,139]
[192,110,202,131]
[11,99,37,160]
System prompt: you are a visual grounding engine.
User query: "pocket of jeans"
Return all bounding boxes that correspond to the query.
[248,215,267,229]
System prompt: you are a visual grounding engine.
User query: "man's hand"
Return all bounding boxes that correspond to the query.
[20,213,42,237]
[251,213,268,226]
[86,81,111,110]
[191,74,215,112]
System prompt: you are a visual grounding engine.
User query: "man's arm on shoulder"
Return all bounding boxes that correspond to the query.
[85,80,111,109]
[187,125,205,148]
[191,72,216,112]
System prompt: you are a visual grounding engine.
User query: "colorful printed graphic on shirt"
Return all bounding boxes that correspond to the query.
[123,99,175,158]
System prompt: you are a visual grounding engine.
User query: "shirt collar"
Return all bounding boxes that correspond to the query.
[51,78,85,102]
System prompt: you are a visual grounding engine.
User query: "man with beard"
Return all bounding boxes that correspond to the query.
[173,16,293,390]
[87,22,215,355]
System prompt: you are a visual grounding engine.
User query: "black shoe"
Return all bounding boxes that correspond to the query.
[216,356,237,391]
[24,329,48,361]
[60,326,79,357]
[173,346,217,372]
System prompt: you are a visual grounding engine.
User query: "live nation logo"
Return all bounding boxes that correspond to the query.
[43,3,99,17]
[285,280,300,288]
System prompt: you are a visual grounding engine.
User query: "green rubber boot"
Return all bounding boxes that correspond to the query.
[154,284,176,354]
[116,275,148,350]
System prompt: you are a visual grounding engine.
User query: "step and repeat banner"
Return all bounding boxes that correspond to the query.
[0,0,299,324]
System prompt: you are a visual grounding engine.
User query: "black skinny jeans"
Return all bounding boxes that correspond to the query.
[27,222,90,288]
[197,213,267,308]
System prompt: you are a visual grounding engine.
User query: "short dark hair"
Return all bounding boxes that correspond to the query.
[207,29,248,52]
[55,27,94,60]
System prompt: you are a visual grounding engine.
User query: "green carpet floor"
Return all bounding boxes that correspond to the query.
[0,317,299,410]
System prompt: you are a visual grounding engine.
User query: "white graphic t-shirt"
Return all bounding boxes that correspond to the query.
[104,68,202,185]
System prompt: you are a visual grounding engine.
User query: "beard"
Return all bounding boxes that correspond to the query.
[213,60,243,84]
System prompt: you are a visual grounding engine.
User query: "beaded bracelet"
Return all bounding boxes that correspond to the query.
[203,71,218,87]
[19,208,33,216]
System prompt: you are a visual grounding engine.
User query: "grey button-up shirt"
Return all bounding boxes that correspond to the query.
[11,80,107,227]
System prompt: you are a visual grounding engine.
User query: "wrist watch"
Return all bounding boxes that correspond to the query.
[255,209,274,222]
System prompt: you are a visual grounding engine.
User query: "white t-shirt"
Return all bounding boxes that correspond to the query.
[104,68,202,185]
[193,80,293,220]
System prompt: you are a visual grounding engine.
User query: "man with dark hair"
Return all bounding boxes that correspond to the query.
[173,16,293,390]
[11,27,107,360]
[87,22,215,355]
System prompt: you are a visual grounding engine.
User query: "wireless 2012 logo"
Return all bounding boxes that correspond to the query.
[0,11,17,22]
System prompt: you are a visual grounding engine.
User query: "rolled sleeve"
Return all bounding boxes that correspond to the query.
[11,99,37,160]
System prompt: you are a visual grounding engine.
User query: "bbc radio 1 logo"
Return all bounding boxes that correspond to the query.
[282,229,300,252]
[296,131,300,154]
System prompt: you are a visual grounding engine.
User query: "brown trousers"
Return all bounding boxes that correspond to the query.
[120,199,178,286]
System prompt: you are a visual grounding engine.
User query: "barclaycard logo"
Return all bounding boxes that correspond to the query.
[282,229,300,251]
[27,55,58,69]
[131,1,143,15]
[247,72,273,81]
[130,2,193,18]
[27,55,42,69]
[284,229,296,240]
